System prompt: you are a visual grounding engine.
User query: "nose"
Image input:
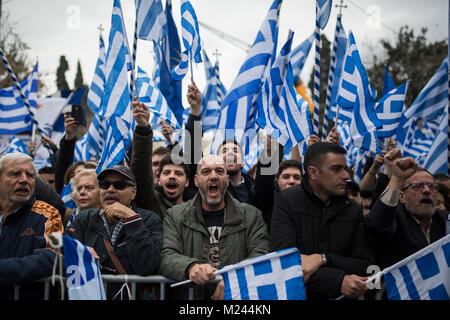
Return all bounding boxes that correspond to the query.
[422,183,433,193]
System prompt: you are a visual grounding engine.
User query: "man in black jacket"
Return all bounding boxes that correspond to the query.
[270,142,374,300]
[363,158,448,270]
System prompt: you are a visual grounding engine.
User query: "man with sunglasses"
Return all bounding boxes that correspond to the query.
[364,157,448,271]
[65,165,163,299]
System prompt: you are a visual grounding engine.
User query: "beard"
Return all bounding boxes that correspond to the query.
[198,184,227,209]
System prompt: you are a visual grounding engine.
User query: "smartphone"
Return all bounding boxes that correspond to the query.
[71,104,86,126]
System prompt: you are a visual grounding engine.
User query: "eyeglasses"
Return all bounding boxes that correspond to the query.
[98,180,135,190]
[401,182,438,192]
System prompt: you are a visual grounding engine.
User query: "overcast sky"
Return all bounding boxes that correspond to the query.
[4,0,448,104]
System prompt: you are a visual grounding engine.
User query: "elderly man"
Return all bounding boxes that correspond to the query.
[65,165,162,299]
[160,154,269,300]
[364,159,448,270]
[0,153,63,299]
[270,142,375,300]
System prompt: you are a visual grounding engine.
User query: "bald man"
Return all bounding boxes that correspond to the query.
[160,155,269,300]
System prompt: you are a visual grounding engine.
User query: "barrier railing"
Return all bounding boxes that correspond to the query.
[14,274,222,300]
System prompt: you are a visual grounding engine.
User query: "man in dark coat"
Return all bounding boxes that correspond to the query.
[270,142,374,300]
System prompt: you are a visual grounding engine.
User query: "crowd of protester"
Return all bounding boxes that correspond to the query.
[0,82,449,300]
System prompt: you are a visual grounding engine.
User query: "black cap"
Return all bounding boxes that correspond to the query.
[98,165,136,184]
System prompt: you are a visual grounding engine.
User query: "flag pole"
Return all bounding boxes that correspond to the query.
[190,56,194,84]
[0,49,53,156]
[130,9,140,102]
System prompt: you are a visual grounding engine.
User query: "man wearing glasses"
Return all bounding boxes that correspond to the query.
[364,157,448,270]
[65,165,162,299]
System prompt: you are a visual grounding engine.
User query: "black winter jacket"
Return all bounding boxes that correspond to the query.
[270,180,375,300]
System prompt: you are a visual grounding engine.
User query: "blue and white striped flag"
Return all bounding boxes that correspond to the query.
[257,30,311,151]
[401,121,433,166]
[0,63,38,135]
[135,0,168,43]
[74,135,91,162]
[98,0,133,123]
[375,81,409,138]
[383,65,396,96]
[220,248,305,300]
[87,35,106,114]
[96,116,132,173]
[136,66,181,129]
[85,114,107,160]
[422,112,448,174]
[290,33,314,82]
[316,0,333,30]
[397,55,448,144]
[171,0,202,80]
[212,0,282,154]
[383,234,450,300]
[7,136,28,154]
[338,31,382,153]
[61,182,77,210]
[201,49,227,133]
[63,235,106,300]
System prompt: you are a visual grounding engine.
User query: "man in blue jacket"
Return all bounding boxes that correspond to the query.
[0,153,63,299]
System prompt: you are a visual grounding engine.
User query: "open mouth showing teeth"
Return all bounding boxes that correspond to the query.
[208,185,219,194]
[166,181,178,192]
[420,198,433,205]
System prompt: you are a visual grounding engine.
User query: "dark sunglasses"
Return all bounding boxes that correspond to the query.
[98,180,135,190]
[402,182,438,192]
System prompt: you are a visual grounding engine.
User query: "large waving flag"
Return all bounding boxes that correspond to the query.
[375,81,409,138]
[397,55,448,144]
[422,112,448,174]
[257,30,311,151]
[136,66,181,129]
[135,0,168,43]
[290,33,314,82]
[96,115,132,173]
[201,50,227,133]
[63,235,106,300]
[87,35,106,114]
[0,63,38,135]
[98,0,133,123]
[212,0,282,154]
[383,234,450,300]
[171,0,202,80]
[337,31,382,153]
[316,0,333,30]
[220,248,305,300]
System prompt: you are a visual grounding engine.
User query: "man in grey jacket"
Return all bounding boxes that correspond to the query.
[160,154,270,300]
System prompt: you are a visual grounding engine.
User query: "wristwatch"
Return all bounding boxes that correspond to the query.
[321,253,328,266]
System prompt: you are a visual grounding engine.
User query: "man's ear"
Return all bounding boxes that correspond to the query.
[307,166,319,181]
[194,174,199,188]
[399,191,405,204]
[131,186,137,201]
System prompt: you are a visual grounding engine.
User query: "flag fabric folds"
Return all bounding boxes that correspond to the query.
[220,248,306,300]
[135,0,168,43]
[383,234,450,300]
[290,33,314,82]
[257,30,311,151]
[383,65,396,96]
[136,66,182,129]
[316,0,333,30]
[337,31,381,153]
[63,235,106,300]
[87,35,106,114]
[170,0,202,80]
[422,112,448,174]
[7,137,28,154]
[375,81,409,138]
[212,0,282,154]
[0,63,39,135]
[98,0,132,123]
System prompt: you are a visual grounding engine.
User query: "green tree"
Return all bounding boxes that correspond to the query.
[56,55,70,91]
[74,60,85,88]
[366,25,447,107]
[308,33,331,137]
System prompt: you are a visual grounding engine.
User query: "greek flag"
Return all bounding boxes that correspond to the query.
[135,0,167,43]
[201,49,227,133]
[96,115,132,173]
[375,81,409,138]
[171,0,202,80]
[0,63,38,135]
[61,182,77,210]
[397,55,448,144]
[257,30,311,151]
[87,35,106,114]
[422,112,448,174]
[290,33,314,82]
[383,234,450,300]
[7,136,28,154]
[85,114,107,160]
[212,0,282,154]
[136,66,181,129]
[401,121,433,165]
[383,66,396,96]
[98,0,132,123]
[316,0,333,30]
[63,235,106,300]
[220,248,305,300]
[338,31,381,153]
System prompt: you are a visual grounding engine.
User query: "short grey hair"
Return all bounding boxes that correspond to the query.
[0,153,35,175]
[71,169,98,200]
